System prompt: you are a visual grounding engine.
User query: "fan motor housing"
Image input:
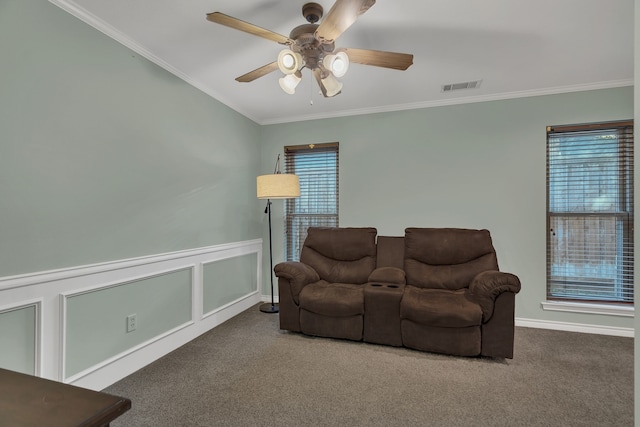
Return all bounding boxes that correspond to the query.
[289,24,318,42]
[289,23,335,70]
[302,3,323,23]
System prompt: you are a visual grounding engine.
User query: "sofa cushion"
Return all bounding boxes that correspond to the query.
[400,286,482,328]
[301,227,377,284]
[404,228,499,290]
[300,310,363,341]
[299,281,364,317]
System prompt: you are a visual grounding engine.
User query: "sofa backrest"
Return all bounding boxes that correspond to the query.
[404,228,499,290]
[376,236,405,269]
[300,227,378,284]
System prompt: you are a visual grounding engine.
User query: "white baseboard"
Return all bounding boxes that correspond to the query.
[515,317,634,338]
[72,293,261,390]
[261,295,279,303]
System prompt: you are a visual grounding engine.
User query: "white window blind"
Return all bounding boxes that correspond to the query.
[284,143,339,261]
[546,121,633,303]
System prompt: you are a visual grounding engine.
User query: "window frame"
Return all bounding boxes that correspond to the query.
[284,142,339,261]
[545,120,634,305]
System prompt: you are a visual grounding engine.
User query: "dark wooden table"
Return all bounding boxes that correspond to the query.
[0,368,131,426]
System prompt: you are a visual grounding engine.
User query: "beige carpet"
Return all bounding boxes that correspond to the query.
[104,305,633,426]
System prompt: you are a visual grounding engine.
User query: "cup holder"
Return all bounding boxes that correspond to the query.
[369,283,401,289]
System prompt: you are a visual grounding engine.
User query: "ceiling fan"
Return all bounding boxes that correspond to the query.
[206,0,414,97]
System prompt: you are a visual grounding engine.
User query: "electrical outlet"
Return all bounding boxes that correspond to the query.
[126,314,137,333]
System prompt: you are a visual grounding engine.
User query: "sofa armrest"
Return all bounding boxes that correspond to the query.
[469,270,521,322]
[368,267,406,285]
[274,261,320,299]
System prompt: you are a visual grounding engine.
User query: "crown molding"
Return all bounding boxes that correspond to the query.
[259,79,634,125]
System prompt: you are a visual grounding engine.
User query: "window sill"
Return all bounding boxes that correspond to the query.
[541,301,634,317]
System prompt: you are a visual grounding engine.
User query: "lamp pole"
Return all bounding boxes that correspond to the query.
[260,199,278,313]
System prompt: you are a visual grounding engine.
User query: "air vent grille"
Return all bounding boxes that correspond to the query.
[442,80,482,92]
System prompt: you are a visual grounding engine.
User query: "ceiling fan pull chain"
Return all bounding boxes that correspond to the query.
[310,70,314,106]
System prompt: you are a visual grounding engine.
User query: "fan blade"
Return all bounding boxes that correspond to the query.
[315,0,376,43]
[236,62,280,82]
[206,12,292,45]
[343,48,413,70]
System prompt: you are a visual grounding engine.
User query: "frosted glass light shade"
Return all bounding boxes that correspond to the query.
[277,49,303,75]
[324,51,349,78]
[257,174,300,199]
[279,72,302,94]
[321,72,343,97]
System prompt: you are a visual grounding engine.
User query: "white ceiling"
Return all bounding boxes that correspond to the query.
[51,0,634,125]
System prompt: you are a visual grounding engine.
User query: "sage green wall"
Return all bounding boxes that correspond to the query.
[65,269,192,378]
[0,0,261,277]
[0,305,37,375]
[260,87,634,329]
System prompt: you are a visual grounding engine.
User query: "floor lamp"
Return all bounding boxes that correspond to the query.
[256,155,300,313]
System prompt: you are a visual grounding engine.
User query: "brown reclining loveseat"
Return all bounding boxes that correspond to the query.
[274,227,521,358]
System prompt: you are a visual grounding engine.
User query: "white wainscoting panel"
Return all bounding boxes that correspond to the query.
[0,239,262,391]
[0,299,42,376]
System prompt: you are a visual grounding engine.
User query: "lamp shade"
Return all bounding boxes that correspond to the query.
[257,174,300,199]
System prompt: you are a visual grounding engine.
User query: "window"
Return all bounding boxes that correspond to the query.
[284,143,339,261]
[546,121,633,303]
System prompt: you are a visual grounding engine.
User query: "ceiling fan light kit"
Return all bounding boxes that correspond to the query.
[206,0,413,99]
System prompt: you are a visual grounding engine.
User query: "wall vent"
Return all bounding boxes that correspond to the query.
[441,80,482,92]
